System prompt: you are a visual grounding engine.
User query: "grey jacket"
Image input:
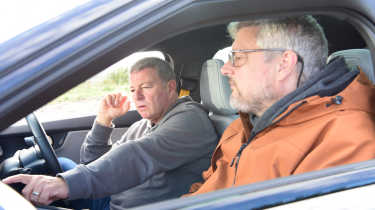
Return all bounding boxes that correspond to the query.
[59,97,218,209]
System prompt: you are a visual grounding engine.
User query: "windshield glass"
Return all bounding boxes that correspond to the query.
[0,0,89,44]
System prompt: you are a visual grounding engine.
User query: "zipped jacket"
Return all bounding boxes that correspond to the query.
[188,58,375,195]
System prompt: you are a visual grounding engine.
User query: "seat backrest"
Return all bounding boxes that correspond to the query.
[327,49,375,84]
[200,59,238,136]
[177,61,202,102]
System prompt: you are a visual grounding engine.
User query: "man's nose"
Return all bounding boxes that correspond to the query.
[221,61,235,76]
[134,89,144,100]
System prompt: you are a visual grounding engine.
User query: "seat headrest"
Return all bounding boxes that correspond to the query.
[327,49,375,84]
[200,59,237,115]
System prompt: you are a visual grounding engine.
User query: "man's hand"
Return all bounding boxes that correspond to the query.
[97,93,131,127]
[2,174,69,206]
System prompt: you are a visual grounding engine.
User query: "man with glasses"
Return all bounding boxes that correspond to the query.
[187,15,375,195]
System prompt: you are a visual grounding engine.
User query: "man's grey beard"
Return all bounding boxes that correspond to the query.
[230,94,263,114]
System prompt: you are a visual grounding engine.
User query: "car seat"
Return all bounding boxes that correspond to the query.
[200,59,238,136]
[327,49,375,84]
[177,61,202,102]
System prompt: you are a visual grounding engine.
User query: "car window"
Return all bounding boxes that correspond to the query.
[13,51,165,126]
[0,0,89,44]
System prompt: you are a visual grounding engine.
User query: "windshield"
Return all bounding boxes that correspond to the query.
[0,0,89,44]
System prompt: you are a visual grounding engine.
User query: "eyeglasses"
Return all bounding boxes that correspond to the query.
[228,48,305,88]
[228,48,286,67]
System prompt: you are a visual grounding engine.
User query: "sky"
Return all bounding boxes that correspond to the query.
[0,0,89,44]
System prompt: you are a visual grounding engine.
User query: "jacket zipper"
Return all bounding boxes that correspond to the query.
[230,101,307,185]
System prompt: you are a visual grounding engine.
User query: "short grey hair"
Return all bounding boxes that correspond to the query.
[228,15,328,86]
[130,57,176,83]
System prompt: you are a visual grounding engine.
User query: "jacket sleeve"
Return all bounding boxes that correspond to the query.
[59,104,218,199]
[294,111,375,174]
[79,121,114,164]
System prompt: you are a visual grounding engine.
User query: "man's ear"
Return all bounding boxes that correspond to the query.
[167,80,177,94]
[277,50,299,81]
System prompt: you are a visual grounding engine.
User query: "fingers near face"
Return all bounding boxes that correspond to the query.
[124,99,131,111]
[115,93,122,106]
[105,93,126,107]
[105,94,113,107]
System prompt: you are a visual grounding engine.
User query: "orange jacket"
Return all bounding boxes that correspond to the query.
[188,72,375,195]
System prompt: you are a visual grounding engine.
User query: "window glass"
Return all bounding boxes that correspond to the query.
[13,51,165,126]
[0,0,89,44]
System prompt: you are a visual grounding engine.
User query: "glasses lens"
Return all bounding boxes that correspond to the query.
[233,52,247,67]
[228,53,234,66]
[229,52,241,67]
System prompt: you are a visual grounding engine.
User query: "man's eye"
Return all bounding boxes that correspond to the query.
[142,86,152,89]
[234,56,244,61]
[130,89,135,93]
[234,56,241,60]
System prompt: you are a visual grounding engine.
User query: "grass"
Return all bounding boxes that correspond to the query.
[52,67,130,103]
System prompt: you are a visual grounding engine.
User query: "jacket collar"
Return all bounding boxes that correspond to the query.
[241,57,361,134]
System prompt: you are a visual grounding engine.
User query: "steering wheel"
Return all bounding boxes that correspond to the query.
[25,113,62,175]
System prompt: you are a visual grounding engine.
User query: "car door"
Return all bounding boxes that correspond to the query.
[0,110,141,164]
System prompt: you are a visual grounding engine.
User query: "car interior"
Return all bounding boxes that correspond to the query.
[0,10,374,209]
